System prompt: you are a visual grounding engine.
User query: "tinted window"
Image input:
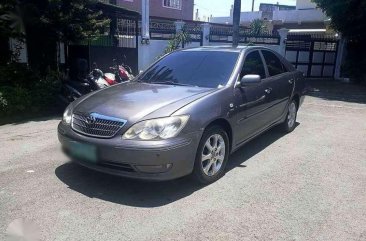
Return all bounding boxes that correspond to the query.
[138,51,239,88]
[262,50,286,76]
[241,51,266,79]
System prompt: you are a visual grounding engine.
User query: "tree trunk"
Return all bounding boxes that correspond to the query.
[232,0,241,47]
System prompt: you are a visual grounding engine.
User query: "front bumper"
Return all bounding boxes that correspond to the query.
[58,122,202,181]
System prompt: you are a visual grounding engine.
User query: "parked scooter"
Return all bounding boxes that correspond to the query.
[104,58,134,84]
[59,60,109,104]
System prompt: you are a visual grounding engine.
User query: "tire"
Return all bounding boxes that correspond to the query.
[281,99,298,133]
[193,125,230,184]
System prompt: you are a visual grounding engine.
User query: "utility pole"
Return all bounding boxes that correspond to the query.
[252,0,255,12]
[141,0,150,44]
[232,0,241,47]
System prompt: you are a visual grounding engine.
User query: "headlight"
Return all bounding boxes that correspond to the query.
[62,105,72,125]
[122,115,189,140]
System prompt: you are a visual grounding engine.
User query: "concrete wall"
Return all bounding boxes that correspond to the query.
[296,0,317,10]
[116,0,194,20]
[273,9,326,23]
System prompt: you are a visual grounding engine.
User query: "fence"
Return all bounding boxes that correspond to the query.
[209,23,280,45]
[136,17,285,70]
[285,33,340,78]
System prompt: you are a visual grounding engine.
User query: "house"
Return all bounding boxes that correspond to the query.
[106,0,194,20]
[211,0,329,33]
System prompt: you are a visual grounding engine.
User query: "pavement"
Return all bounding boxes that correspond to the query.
[1,81,366,241]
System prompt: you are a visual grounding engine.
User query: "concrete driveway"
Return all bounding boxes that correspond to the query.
[1,81,366,241]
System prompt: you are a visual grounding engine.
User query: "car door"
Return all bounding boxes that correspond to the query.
[233,50,271,145]
[260,50,295,121]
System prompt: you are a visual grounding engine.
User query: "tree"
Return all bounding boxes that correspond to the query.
[0,0,110,73]
[312,0,366,82]
[249,19,267,35]
[312,0,366,39]
[232,0,241,47]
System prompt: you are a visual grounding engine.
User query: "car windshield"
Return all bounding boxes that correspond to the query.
[138,51,239,88]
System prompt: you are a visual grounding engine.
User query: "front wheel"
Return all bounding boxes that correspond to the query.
[281,99,298,133]
[193,126,229,184]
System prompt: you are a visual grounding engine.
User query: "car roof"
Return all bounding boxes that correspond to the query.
[180,45,269,53]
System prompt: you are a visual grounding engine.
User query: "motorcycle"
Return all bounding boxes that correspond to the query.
[59,61,110,104]
[103,58,134,84]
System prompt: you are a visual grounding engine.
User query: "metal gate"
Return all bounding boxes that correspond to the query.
[68,3,139,75]
[285,34,339,78]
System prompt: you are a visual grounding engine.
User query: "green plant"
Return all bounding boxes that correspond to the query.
[0,64,61,117]
[312,0,366,82]
[163,27,192,55]
[249,19,268,35]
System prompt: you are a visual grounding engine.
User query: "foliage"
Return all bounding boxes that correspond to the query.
[0,64,61,116]
[0,0,110,74]
[163,27,192,55]
[249,19,268,35]
[312,0,366,82]
[312,0,366,39]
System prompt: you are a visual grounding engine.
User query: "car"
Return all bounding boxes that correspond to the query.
[58,46,306,184]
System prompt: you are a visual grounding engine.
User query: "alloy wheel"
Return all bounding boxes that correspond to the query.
[201,134,226,176]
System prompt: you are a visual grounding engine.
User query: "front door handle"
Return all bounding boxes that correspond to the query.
[289,79,294,84]
[264,88,272,94]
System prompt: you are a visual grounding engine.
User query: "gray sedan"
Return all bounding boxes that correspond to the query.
[58,46,306,184]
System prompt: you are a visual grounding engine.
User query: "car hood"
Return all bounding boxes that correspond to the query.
[74,82,215,122]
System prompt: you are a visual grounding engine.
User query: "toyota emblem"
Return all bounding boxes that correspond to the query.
[86,115,96,124]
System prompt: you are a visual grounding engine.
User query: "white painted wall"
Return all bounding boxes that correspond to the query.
[138,37,168,71]
[273,9,326,23]
[296,0,317,10]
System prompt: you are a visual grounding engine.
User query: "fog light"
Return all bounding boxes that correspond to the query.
[135,164,172,173]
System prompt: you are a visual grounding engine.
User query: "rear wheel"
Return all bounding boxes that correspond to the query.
[193,126,229,184]
[281,99,298,133]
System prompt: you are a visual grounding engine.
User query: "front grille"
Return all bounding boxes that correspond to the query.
[71,112,126,138]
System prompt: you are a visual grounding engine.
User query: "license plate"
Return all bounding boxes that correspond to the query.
[69,141,97,163]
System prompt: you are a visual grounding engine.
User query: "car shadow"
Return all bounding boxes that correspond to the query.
[55,123,298,208]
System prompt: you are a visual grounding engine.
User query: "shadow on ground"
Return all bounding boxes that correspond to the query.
[306,79,366,104]
[0,113,62,126]
[55,124,297,208]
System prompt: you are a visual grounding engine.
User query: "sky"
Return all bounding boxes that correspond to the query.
[194,0,297,19]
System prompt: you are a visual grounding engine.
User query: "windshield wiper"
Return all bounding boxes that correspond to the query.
[150,81,196,87]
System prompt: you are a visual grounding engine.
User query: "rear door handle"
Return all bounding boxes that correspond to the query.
[265,88,272,94]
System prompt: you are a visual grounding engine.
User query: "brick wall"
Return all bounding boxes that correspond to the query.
[116,0,194,20]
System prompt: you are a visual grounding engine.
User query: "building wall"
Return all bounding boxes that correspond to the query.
[116,0,194,20]
[296,0,317,10]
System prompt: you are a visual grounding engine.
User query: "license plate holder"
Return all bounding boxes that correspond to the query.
[68,141,97,163]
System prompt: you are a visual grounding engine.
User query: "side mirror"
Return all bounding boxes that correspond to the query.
[240,74,261,87]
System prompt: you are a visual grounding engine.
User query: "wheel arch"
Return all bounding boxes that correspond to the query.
[204,118,233,153]
[292,94,300,108]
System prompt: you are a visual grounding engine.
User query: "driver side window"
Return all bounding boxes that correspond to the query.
[241,51,266,79]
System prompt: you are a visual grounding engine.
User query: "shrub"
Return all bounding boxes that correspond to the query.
[0,64,61,117]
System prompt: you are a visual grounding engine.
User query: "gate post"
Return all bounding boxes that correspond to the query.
[201,23,210,46]
[277,28,289,56]
[335,35,346,80]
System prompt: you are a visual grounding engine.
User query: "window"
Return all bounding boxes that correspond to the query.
[138,51,239,88]
[163,0,182,10]
[241,51,266,79]
[261,50,286,76]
